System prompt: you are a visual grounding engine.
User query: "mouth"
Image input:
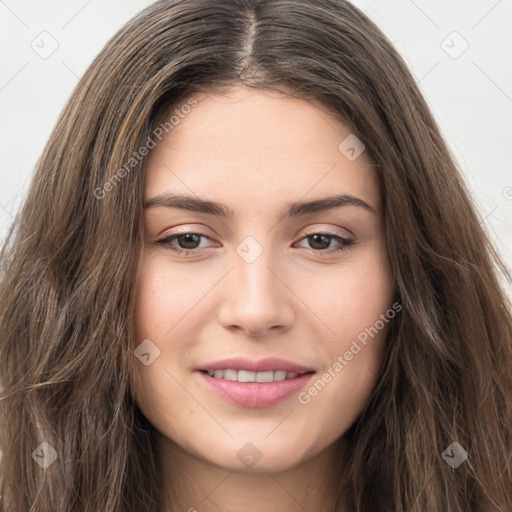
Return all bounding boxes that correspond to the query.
[196,357,316,408]
[200,369,311,382]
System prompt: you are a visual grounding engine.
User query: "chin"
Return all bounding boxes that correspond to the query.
[185,433,323,474]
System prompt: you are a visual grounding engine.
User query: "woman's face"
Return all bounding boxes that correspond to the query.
[133,86,395,472]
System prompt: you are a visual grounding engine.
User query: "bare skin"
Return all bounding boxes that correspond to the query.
[132,86,395,511]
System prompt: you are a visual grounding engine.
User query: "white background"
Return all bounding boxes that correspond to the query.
[1,0,511,279]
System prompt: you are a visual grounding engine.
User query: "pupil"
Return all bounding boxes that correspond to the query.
[180,233,200,249]
[309,234,330,250]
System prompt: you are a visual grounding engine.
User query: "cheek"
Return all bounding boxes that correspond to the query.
[133,255,197,342]
[134,257,161,341]
[297,242,394,344]
[132,255,209,410]
[349,243,393,323]
[131,259,192,433]
[297,304,391,444]
[297,243,393,404]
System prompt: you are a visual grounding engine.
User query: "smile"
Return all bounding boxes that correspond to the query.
[203,369,307,382]
[196,357,316,408]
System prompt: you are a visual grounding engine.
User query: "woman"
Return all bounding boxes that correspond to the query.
[1,0,511,510]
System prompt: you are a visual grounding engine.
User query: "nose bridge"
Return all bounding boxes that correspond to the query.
[233,234,282,306]
[217,234,294,335]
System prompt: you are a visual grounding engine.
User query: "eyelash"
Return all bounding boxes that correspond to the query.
[155,231,355,256]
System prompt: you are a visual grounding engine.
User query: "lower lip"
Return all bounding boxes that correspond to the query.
[197,371,315,408]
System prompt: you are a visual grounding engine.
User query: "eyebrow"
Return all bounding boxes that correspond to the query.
[144,193,375,219]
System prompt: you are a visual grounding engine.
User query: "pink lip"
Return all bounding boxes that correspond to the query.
[196,357,315,408]
[198,357,313,373]
[198,372,315,408]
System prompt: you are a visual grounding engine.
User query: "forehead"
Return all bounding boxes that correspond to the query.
[144,87,380,213]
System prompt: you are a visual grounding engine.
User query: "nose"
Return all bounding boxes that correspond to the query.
[217,244,295,337]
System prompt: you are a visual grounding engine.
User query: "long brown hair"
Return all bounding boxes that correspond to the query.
[1,0,511,510]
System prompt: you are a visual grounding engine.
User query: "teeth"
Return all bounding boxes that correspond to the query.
[255,371,274,383]
[238,370,256,382]
[223,369,238,381]
[205,369,305,382]
[274,370,287,381]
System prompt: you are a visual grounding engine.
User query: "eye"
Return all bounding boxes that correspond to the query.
[294,232,354,254]
[156,232,217,255]
[156,230,354,256]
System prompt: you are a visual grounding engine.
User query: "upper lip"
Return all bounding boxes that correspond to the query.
[198,357,314,374]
